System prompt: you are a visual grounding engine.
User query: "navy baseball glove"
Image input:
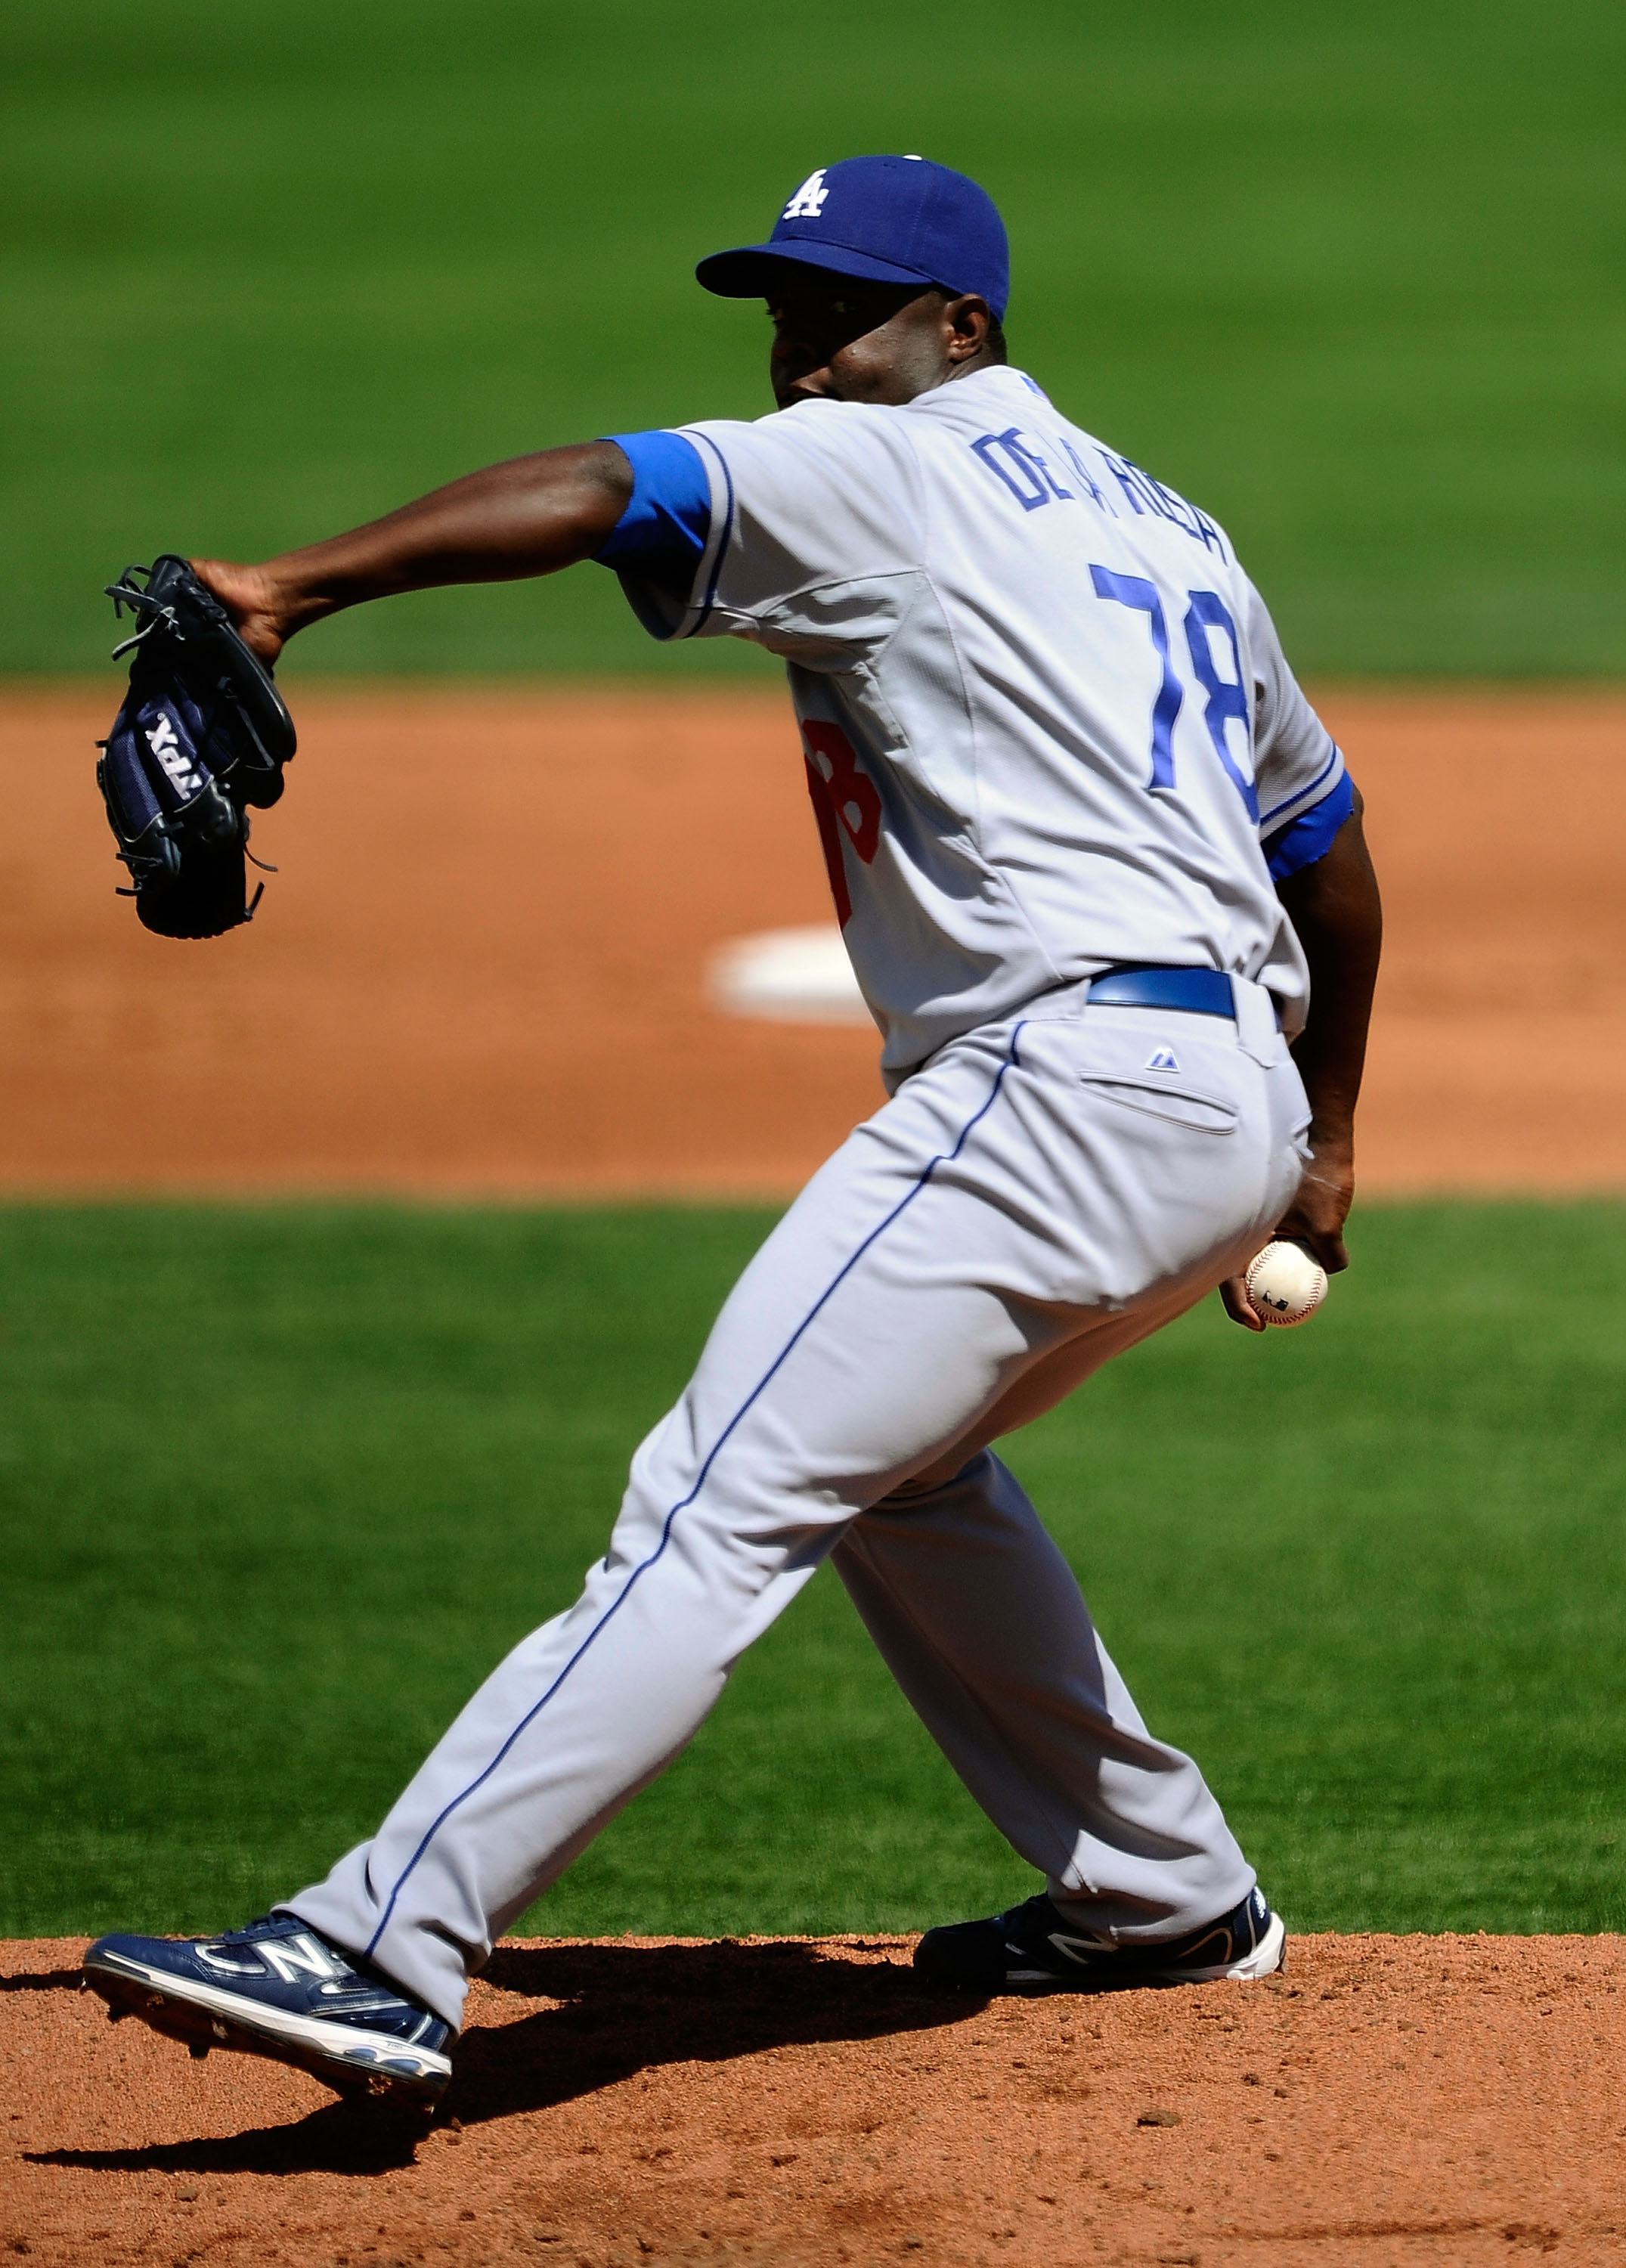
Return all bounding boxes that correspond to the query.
[98,556,296,939]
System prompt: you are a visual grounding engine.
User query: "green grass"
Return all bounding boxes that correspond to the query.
[2,1200,1624,1944]
[3,0,1622,677]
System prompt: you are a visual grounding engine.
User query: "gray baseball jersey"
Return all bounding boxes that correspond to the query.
[616,364,1344,1080]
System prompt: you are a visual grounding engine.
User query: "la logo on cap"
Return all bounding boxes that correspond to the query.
[782,169,829,220]
[697,154,1009,325]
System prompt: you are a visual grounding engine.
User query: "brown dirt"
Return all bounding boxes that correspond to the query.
[5,1932,1624,2266]
[5,683,1625,1197]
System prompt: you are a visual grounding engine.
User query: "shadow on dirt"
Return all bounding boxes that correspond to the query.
[0,1967,84,1993]
[29,2098,435,2177]
[457,1938,980,2126]
[29,1938,983,2180]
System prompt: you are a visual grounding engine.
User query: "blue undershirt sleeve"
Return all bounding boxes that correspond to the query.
[1262,770,1355,883]
[593,430,712,576]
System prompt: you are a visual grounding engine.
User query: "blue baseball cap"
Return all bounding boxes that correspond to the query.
[696,155,1009,324]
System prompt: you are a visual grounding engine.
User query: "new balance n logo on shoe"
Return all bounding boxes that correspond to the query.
[251,1932,353,1985]
[197,1929,348,1985]
[1046,1930,1115,1966]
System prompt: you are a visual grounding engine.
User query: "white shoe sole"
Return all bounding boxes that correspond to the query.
[84,1948,452,2105]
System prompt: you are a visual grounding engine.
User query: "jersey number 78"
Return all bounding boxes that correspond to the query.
[1089,569,1258,823]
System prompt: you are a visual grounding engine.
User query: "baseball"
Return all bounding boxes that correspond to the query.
[1244,1238,1328,1326]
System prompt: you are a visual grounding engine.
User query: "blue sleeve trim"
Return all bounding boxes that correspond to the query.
[683,431,735,637]
[1257,740,1341,829]
[1263,770,1355,881]
[593,430,712,574]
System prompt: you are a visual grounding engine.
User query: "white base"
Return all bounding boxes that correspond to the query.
[707,925,872,1024]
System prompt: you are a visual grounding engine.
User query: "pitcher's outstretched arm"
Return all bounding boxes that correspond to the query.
[191,441,635,665]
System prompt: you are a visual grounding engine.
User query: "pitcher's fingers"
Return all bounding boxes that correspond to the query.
[1274,1212,1349,1275]
[1219,1275,1266,1332]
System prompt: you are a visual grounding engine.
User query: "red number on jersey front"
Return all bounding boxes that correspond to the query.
[801,720,881,928]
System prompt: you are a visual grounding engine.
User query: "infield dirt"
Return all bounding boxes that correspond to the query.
[4,684,1625,1195]
[5,1932,1624,2266]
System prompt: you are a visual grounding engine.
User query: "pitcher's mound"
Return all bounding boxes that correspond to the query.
[5,1930,1623,2265]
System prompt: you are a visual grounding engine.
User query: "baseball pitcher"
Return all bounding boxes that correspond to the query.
[87,156,1382,2106]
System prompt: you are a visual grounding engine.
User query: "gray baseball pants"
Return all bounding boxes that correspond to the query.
[288,975,1309,2028]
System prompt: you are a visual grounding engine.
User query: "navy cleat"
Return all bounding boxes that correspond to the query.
[82,1913,453,2107]
[914,1885,1285,1995]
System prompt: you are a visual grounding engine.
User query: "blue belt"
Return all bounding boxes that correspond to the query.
[1086,965,1236,1020]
